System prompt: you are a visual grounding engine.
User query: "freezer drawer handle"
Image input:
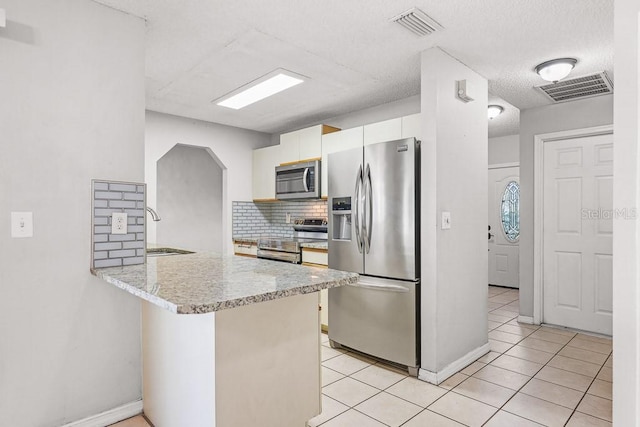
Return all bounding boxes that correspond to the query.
[347,280,409,293]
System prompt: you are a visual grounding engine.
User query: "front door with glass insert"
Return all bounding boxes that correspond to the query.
[488,166,520,288]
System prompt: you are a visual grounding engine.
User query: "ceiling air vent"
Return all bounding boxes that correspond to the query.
[390,7,443,37]
[536,72,613,103]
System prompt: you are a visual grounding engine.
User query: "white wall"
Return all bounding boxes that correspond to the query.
[518,95,614,318]
[145,111,272,255]
[489,134,519,165]
[612,0,640,424]
[0,1,145,425]
[157,145,224,252]
[420,48,489,376]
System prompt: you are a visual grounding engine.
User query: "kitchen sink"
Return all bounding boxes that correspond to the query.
[147,247,195,257]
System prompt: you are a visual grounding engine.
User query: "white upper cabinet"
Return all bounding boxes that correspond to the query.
[321,126,364,198]
[363,118,402,146]
[280,124,340,164]
[252,144,281,201]
[401,113,422,140]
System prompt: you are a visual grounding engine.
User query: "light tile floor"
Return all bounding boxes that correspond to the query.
[111,286,613,427]
[309,286,613,427]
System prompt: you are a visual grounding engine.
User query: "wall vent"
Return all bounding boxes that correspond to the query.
[536,72,613,103]
[390,7,443,37]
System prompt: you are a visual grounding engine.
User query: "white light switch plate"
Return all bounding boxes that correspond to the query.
[111,212,128,235]
[441,211,451,230]
[11,212,33,238]
[0,9,6,28]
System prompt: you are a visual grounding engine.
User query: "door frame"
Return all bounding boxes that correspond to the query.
[532,124,614,325]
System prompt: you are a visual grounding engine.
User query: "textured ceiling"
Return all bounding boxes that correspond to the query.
[91,0,613,137]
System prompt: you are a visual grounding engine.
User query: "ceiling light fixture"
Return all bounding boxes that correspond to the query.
[534,58,577,83]
[487,105,504,120]
[215,69,306,110]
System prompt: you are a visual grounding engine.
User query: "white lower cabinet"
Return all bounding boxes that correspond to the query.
[233,241,257,257]
[302,248,329,331]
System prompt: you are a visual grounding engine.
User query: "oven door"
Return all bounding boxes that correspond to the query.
[257,248,301,264]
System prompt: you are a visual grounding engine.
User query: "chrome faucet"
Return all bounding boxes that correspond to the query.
[146,207,161,222]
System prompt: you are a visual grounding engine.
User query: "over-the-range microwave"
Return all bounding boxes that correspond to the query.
[275,160,321,200]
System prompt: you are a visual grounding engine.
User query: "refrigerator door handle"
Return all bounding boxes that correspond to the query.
[354,165,363,253]
[347,279,409,293]
[363,163,373,253]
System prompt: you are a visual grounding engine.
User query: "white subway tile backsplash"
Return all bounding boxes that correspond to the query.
[232,200,327,239]
[109,249,136,258]
[92,179,145,269]
[94,258,122,268]
[95,242,122,251]
[109,183,137,192]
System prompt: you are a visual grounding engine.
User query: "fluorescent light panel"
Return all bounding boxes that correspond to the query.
[216,70,305,110]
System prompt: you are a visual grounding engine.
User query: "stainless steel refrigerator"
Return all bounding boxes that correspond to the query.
[328,137,420,375]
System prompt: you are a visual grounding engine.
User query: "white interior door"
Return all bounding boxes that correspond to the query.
[488,166,520,288]
[543,133,613,335]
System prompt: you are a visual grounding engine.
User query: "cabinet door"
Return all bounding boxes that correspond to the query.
[401,113,422,140]
[279,131,300,164]
[321,127,363,197]
[252,145,281,200]
[298,125,322,161]
[363,118,402,146]
[234,242,257,257]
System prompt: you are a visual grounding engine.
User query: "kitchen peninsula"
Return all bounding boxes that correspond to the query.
[91,252,358,427]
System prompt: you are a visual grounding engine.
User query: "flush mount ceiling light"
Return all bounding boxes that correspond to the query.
[535,58,577,82]
[487,105,504,120]
[214,69,306,110]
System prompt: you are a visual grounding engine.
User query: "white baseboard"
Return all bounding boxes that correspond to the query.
[62,400,143,427]
[518,315,535,325]
[418,342,491,385]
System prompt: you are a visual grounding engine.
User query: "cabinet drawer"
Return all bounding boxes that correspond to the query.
[234,242,257,257]
[301,248,328,266]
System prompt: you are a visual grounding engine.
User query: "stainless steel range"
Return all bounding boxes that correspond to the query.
[257,218,328,263]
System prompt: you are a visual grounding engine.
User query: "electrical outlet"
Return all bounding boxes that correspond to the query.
[11,212,33,238]
[111,212,128,235]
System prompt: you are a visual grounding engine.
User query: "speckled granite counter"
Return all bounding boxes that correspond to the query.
[91,252,356,314]
[300,241,328,250]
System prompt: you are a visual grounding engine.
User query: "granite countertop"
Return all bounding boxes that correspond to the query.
[91,252,357,314]
[300,241,328,250]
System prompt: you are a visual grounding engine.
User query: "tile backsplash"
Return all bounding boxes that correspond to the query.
[91,180,146,269]
[233,200,327,238]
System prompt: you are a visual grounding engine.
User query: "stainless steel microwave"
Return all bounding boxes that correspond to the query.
[275,160,321,200]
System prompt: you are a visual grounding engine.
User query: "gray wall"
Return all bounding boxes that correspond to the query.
[489,134,520,165]
[157,145,224,252]
[519,95,614,317]
[0,1,145,425]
